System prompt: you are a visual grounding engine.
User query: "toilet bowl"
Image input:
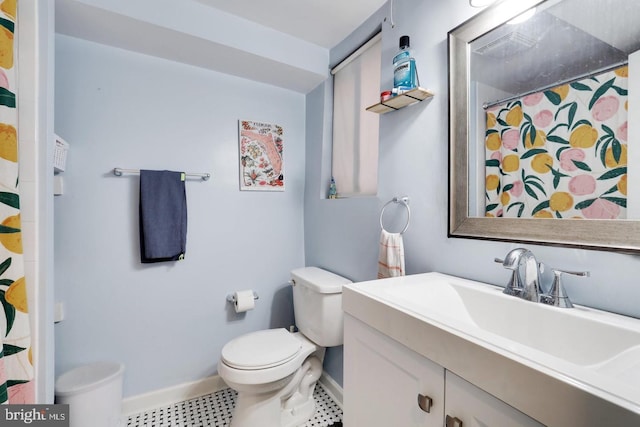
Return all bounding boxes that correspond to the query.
[218,330,324,427]
[218,267,351,427]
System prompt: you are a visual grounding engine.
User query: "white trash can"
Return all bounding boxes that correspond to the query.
[55,362,125,427]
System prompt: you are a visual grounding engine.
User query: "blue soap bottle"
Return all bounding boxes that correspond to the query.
[328,177,337,199]
[393,35,417,92]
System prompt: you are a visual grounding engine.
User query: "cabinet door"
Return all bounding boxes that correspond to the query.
[344,314,444,427]
[444,371,544,427]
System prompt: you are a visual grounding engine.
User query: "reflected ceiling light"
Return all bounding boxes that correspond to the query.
[469,0,497,7]
[507,7,537,25]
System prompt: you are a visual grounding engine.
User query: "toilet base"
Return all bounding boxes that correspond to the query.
[230,356,323,427]
[230,388,283,427]
[281,356,322,427]
[281,395,315,427]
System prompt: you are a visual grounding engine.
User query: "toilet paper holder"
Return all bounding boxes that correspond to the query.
[226,291,259,304]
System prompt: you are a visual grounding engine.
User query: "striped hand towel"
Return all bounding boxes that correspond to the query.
[377,229,405,279]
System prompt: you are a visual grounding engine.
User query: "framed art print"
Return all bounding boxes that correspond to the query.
[238,120,284,191]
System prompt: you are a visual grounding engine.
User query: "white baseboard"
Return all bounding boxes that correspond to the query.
[318,371,343,408]
[122,375,228,416]
[122,371,344,416]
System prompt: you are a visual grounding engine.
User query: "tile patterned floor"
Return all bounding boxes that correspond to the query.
[127,383,342,427]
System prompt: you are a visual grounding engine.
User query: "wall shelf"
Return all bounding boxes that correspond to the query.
[366,87,434,114]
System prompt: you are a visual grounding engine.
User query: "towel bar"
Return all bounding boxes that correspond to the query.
[113,167,211,181]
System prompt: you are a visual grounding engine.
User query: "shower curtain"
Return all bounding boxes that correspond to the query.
[485,65,628,219]
[0,0,34,404]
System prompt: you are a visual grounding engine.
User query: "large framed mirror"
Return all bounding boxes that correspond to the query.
[449,0,640,252]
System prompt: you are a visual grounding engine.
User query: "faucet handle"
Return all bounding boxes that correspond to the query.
[553,268,589,278]
[541,268,589,308]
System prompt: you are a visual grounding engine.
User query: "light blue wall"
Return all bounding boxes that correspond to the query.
[305,0,640,386]
[54,0,640,398]
[54,35,306,397]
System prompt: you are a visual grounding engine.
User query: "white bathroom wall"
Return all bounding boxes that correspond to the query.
[305,0,640,386]
[54,35,306,397]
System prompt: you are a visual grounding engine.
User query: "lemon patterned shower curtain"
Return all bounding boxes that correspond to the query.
[0,0,34,404]
[485,66,628,219]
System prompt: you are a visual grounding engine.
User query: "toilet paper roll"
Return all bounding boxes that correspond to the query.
[234,290,255,313]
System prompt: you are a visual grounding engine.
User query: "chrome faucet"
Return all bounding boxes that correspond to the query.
[496,248,589,307]
[495,248,543,302]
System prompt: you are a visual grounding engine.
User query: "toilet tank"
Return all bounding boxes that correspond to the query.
[291,267,352,347]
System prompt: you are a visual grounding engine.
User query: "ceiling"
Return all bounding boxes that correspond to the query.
[55,0,387,93]
[471,0,640,98]
[195,0,388,49]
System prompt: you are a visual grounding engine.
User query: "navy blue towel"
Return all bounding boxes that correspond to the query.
[139,170,187,263]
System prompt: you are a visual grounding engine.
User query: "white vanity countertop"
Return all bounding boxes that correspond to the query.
[343,272,640,426]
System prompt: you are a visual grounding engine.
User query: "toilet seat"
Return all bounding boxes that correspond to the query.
[218,331,319,387]
[221,328,302,370]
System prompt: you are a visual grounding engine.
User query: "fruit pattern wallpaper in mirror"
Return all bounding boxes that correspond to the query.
[484,66,628,219]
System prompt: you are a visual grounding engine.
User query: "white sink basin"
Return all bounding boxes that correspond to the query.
[343,272,640,420]
[382,275,640,366]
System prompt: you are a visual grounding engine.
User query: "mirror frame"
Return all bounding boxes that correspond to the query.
[448,0,640,253]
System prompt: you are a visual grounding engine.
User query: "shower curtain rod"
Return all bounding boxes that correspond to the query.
[482,59,628,110]
[113,168,211,181]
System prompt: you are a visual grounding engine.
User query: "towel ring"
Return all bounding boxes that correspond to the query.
[380,196,410,235]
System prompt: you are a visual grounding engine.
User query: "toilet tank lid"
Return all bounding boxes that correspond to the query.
[291,267,352,294]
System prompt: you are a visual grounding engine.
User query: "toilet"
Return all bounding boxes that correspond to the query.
[218,267,351,427]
